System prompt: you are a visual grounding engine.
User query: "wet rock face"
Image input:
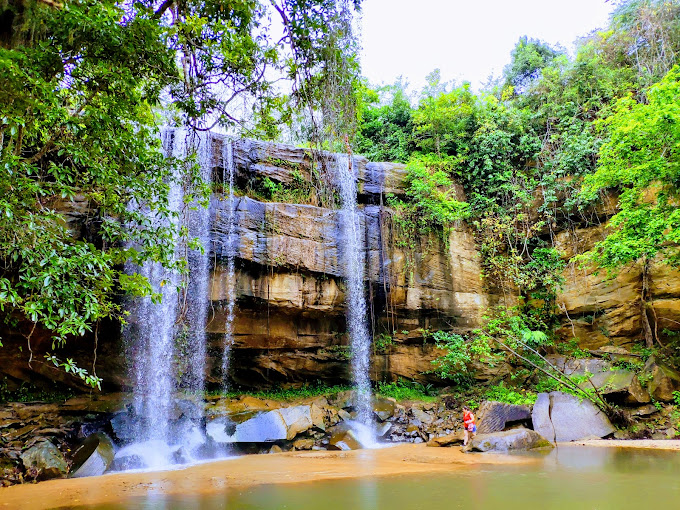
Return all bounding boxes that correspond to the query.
[200,136,506,387]
[4,135,679,393]
[532,392,615,443]
[70,433,115,478]
[555,228,680,350]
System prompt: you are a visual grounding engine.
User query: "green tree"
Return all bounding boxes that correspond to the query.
[503,36,565,93]
[412,81,477,157]
[0,0,362,385]
[581,65,680,268]
[355,78,413,162]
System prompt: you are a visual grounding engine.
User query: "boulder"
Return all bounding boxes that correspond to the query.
[70,433,116,478]
[229,410,288,442]
[229,405,313,442]
[632,404,659,417]
[293,438,315,450]
[376,422,392,438]
[227,395,280,413]
[411,408,434,425]
[642,357,680,402]
[20,440,68,480]
[373,397,396,421]
[206,396,280,423]
[206,417,236,443]
[426,430,465,447]
[476,401,532,434]
[328,427,362,451]
[330,390,356,410]
[581,370,650,404]
[467,427,553,453]
[108,454,145,472]
[309,404,326,431]
[109,411,138,444]
[278,406,314,439]
[532,392,615,442]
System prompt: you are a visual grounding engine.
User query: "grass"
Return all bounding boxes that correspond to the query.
[376,380,438,402]
[208,383,353,402]
[208,380,440,403]
[483,383,537,406]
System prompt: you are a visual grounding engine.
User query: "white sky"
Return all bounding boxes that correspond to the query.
[359,0,618,92]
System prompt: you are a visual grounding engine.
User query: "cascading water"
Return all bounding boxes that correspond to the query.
[123,128,187,467]
[117,128,219,469]
[183,132,213,406]
[335,153,375,442]
[203,138,239,445]
[220,139,237,392]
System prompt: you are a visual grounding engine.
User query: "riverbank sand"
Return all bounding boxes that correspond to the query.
[1,443,529,509]
[2,440,679,509]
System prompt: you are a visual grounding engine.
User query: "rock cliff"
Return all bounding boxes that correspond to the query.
[554,226,680,349]
[204,136,501,386]
[2,135,680,390]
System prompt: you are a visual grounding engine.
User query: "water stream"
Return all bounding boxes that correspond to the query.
[126,128,186,463]
[183,132,213,403]
[335,153,374,439]
[118,128,216,469]
[220,138,237,393]
[119,137,376,468]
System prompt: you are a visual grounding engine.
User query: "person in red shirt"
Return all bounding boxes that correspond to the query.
[462,406,477,446]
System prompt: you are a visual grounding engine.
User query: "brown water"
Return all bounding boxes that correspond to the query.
[58,447,680,510]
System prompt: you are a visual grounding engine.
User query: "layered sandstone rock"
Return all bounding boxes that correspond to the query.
[4,135,678,391]
[202,154,499,385]
[554,226,680,350]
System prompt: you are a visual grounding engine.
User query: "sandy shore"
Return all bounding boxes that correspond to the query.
[567,439,680,450]
[4,440,680,509]
[0,444,532,510]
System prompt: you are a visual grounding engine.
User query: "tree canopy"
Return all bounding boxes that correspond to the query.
[0,0,362,385]
[355,0,680,343]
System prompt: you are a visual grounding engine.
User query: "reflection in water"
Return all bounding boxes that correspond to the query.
[142,482,168,510]
[68,447,680,510]
[355,450,378,510]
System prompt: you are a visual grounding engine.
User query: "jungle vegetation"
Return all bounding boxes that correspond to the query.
[355,0,680,404]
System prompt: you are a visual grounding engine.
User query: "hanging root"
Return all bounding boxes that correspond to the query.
[26,322,37,368]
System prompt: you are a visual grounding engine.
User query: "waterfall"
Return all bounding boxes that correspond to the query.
[183,132,212,408]
[127,128,186,459]
[336,153,374,435]
[220,139,237,392]
[118,128,217,469]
